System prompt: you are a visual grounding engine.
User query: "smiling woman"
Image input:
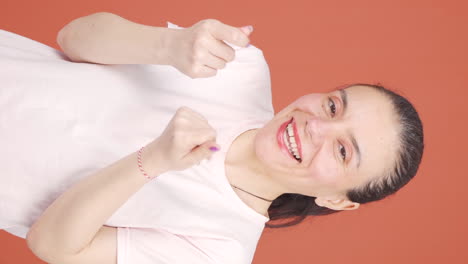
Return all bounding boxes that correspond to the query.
[0,11,424,264]
[242,83,424,228]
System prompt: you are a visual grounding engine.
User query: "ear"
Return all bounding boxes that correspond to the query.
[315,197,360,211]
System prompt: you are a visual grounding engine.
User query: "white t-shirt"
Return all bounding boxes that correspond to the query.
[0,21,275,263]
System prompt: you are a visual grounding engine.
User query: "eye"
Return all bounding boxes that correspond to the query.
[328,97,336,117]
[339,144,347,161]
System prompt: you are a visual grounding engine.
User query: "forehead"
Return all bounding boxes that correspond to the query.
[342,86,400,180]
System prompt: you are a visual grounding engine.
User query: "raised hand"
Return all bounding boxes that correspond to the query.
[142,107,221,175]
[166,19,253,78]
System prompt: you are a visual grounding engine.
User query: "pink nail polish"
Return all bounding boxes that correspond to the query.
[210,146,219,151]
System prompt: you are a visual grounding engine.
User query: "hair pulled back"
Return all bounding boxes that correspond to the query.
[265,83,424,228]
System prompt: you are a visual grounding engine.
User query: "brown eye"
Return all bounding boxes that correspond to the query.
[328,98,336,117]
[339,144,347,161]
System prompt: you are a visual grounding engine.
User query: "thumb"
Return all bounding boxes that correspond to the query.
[188,141,220,164]
[210,22,251,47]
[239,25,254,36]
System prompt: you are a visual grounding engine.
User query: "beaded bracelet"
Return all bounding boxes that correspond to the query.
[137,146,156,180]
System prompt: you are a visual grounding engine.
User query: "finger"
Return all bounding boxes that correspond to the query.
[188,140,219,164]
[187,145,210,165]
[178,106,207,124]
[195,127,217,143]
[183,110,213,130]
[185,108,211,124]
[193,65,217,78]
[239,26,253,36]
[210,21,250,47]
[204,53,227,70]
[185,127,217,151]
[176,111,216,139]
[208,40,236,63]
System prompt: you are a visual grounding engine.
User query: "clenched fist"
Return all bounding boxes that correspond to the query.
[165,19,253,78]
[141,107,221,175]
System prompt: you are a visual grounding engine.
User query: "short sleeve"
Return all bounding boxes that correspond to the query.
[0,29,66,59]
[117,227,250,264]
[158,21,274,120]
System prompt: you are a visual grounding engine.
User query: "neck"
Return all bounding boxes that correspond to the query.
[225,128,285,217]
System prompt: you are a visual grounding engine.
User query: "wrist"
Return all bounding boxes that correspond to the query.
[139,144,168,177]
[151,27,179,66]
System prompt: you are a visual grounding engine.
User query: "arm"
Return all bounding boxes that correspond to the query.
[25,148,164,263]
[57,12,252,78]
[57,12,173,65]
[25,107,218,263]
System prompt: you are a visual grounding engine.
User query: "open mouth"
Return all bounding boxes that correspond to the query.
[277,117,302,163]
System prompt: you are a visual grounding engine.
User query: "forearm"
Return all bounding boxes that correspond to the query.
[26,147,164,255]
[57,12,174,65]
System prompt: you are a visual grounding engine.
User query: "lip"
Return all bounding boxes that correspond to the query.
[292,119,303,160]
[277,117,300,162]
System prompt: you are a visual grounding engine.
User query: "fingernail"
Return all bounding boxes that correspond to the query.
[241,25,253,34]
[209,146,219,152]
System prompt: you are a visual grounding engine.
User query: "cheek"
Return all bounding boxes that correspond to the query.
[290,95,322,113]
[310,151,341,185]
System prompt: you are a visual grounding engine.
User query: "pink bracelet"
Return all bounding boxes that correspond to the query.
[137,146,156,180]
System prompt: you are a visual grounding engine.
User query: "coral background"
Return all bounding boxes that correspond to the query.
[1,0,466,263]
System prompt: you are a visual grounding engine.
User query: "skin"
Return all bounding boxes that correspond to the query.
[30,13,399,260]
[225,85,401,217]
[32,14,408,262]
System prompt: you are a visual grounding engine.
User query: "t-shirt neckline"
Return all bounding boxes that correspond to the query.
[214,118,271,223]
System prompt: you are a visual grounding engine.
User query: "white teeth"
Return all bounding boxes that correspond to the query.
[284,123,301,160]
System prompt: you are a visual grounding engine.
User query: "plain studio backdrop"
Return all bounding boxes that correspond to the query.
[1,0,466,263]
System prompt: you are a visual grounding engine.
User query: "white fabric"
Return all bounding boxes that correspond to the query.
[0,21,274,264]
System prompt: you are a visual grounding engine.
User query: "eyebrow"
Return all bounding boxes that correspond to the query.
[339,89,361,168]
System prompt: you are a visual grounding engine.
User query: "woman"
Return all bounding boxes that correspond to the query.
[0,12,424,264]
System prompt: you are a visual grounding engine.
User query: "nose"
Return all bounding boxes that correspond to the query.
[305,116,334,151]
